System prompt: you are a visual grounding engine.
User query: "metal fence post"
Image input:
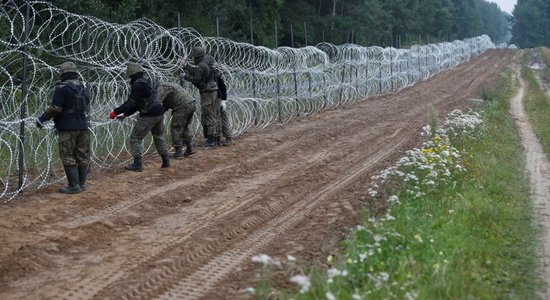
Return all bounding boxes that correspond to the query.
[365,59,369,96]
[275,21,281,123]
[18,0,31,190]
[379,60,382,94]
[390,51,394,92]
[250,16,258,126]
[216,15,220,38]
[339,64,345,103]
[291,24,299,116]
[304,22,308,46]
[85,18,93,173]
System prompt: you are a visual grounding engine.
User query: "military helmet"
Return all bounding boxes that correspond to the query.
[59,61,78,75]
[125,63,144,78]
[191,46,206,58]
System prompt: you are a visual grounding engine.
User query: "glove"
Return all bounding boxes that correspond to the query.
[221,101,227,111]
[109,111,117,120]
[35,116,45,129]
[179,69,187,78]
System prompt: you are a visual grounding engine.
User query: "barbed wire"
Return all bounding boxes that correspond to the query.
[0,1,494,201]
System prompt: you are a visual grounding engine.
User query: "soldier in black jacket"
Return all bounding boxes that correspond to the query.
[36,61,90,194]
[109,63,170,172]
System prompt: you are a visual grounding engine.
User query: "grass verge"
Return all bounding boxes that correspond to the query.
[522,64,550,156]
[260,69,539,299]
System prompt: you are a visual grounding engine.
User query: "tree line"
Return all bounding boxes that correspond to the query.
[42,0,511,48]
[511,0,550,48]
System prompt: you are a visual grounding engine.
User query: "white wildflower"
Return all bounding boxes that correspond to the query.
[326,292,336,300]
[379,272,390,281]
[405,291,418,300]
[290,275,311,293]
[368,188,378,197]
[251,254,281,268]
[388,195,400,204]
[327,268,348,280]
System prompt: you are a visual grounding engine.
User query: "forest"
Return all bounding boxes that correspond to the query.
[47,0,510,48]
[511,0,550,48]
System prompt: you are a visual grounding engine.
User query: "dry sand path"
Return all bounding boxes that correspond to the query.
[512,63,550,298]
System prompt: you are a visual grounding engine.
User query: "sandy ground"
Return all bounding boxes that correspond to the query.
[516,55,550,298]
[0,49,511,300]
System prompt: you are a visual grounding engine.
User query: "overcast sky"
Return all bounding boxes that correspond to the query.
[490,0,516,14]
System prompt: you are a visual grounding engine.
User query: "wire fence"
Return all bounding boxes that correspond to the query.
[0,1,495,201]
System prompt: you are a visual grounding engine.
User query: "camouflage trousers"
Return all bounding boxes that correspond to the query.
[171,104,197,147]
[58,130,90,167]
[129,115,168,157]
[200,91,220,138]
[218,105,233,139]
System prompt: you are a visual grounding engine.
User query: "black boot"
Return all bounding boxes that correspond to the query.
[184,142,195,157]
[216,136,222,147]
[223,137,233,146]
[203,136,217,148]
[59,166,82,194]
[161,154,170,168]
[78,165,88,191]
[173,146,184,159]
[125,156,143,172]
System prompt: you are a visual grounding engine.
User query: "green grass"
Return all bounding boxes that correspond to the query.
[262,70,540,299]
[540,48,550,71]
[523,59,550,156]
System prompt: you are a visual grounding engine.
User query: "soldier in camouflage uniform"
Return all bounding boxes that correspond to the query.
[157,82,197,158]
[182,46,219,147]
[109,63,170,172]
[36,61,90,194]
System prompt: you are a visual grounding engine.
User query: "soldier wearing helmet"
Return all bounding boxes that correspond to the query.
[35,61,91,194]
[181,46,220,147]
[108,62,170,172]
[157,82,198,158]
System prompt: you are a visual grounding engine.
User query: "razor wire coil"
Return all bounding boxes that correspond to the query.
[0,1,494,201]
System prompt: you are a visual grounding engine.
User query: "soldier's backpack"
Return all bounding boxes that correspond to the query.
[61,80,90,116]
[211,66,227,100]
[135,77,161,114]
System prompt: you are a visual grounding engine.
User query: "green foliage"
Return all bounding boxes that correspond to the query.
[426,104,438,136]
[511,0,550,48]
[49,0,510,48]
[522,65,550,156]
[278,70,539,299]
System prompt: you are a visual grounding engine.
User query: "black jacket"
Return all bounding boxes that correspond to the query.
[47,73,90,131]
[217,75,227,100]
[114,73,163,117]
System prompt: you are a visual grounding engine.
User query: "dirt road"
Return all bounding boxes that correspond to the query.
[0,49,511,300]
[516,55,550,299]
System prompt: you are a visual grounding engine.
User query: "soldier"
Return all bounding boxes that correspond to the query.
[157,82,197,158]
[109,63,170,172]
[182,46,219,147]
[215,69,233,146]
[35,61,90,194]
